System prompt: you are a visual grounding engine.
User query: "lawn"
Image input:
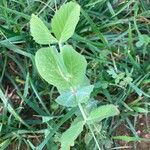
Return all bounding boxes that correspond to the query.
[0,0,150,150]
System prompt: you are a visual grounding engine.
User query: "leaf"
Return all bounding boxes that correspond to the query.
[0,139,11,150]
[136,41,143,48]
[87,104,119,124]
[30,14,57,44]
[60,45,87,90]
[0,88,30,128]
[35,47,70,89]
[56,85,94,107]
[56,91,77,107]
[136,34,150,47]
[76,85,94,103]
[139,34,150,45]
[51,2,80,42]
[132,107,148,113]
[35,45,87,91]
[42,116,54,123]
[36,107,77,150]
[61,120,85,150]
[113,136,150,142]
[129,82,150,98]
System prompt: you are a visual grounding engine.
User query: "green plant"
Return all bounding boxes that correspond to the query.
[30,2,119,149]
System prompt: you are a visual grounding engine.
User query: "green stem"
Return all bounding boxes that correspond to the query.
[58,42,62,52]
[78,103,87,121]
[88,125,101,150]
[78,103,101,150]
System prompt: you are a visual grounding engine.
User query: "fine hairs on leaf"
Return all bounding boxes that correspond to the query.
[30,1,120,150]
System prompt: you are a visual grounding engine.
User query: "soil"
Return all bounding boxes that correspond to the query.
[114,114,150,150]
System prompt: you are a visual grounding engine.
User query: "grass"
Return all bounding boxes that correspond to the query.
[0,0,150,149]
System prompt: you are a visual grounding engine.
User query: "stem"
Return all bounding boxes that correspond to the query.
[57,42,101,148]
[88,125,101,150]
[78,103,101,150]
[78,103,87,121]
[58,42,62,52]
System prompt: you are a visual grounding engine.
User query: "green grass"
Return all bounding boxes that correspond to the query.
[0,0,150,149]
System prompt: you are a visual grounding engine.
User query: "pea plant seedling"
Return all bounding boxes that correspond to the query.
[30,2,119,150]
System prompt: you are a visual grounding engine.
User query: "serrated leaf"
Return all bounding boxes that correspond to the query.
[61,120,84,150]
[30,14,57,44]
[35,45,87,91]
[87,104,119,124]
[51,2,80,42]
[56,85,94,107]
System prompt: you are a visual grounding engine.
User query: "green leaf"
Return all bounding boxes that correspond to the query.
[35,47,70,89]
[56,85,94,107]
[129,82,150,98]
[60,45,87,90]
[51,2,80,42]
[87,104,119,124]
[30,14,57,44]
[113,136,150,142]
[0,139,11,150]
[61,120,85,150]
[42,116,54,123]
[56,91,77,107]
[136,41,143,48]
[132,107,148,113]
[35,45,87,91]
[77,85,94,103]
[0,88,30,128]
[139,34,150,45]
